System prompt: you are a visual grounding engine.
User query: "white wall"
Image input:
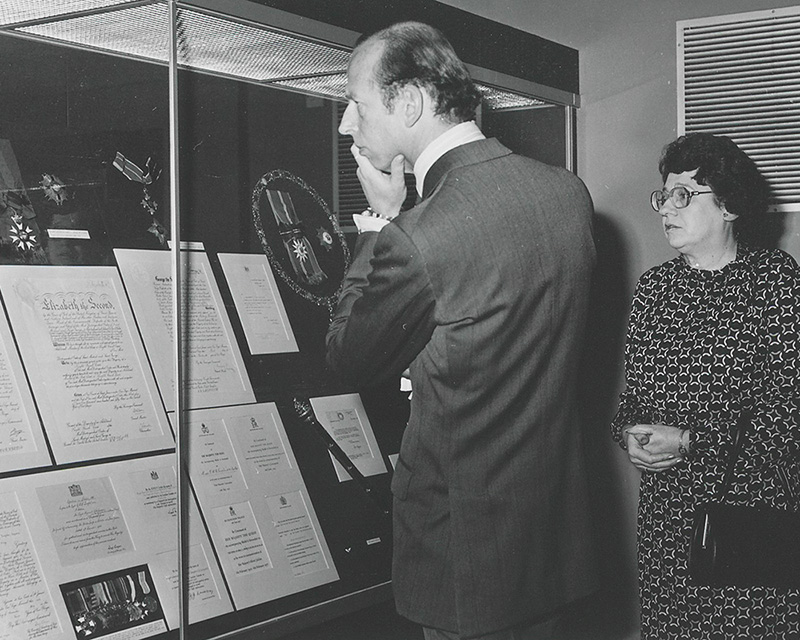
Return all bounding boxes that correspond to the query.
[441,0,800,283]
[437,2,800,637]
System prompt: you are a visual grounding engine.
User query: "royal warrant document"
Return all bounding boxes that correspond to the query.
[0,266,173,464]
[114,249,255,411]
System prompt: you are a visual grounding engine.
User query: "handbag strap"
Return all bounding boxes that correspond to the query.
[715,409,751,502]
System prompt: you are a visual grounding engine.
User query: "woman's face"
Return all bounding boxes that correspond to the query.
[658,170,731,257]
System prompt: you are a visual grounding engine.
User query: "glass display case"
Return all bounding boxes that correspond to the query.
[0,2,580,639]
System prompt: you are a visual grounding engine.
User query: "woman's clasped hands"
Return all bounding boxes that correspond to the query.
[624,424,685,473]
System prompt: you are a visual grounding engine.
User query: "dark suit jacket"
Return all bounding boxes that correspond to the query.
[327,138,598,637]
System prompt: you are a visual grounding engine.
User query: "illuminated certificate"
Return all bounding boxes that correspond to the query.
[0,266,173,464]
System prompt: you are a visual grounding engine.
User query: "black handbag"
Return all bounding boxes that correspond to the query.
[688,412,800,588]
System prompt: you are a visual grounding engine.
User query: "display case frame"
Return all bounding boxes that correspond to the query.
[0,2,581,639]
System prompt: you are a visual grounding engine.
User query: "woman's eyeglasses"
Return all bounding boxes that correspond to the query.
[650,186,714,211]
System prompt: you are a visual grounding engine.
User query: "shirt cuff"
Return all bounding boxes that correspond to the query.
[353,213,390,234]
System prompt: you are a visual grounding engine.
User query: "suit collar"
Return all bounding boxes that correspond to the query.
[422,138,512,200]
[414,122,484,198]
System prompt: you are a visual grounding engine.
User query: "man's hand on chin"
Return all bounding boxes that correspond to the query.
[351,144,406,220]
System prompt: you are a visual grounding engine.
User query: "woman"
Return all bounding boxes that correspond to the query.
[612,132,800,639]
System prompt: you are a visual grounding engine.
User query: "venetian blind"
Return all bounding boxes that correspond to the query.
[335,103,368,227]
[678,7,800,212]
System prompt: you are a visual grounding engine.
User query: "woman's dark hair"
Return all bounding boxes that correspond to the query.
[658,132,771,219]
[359,21,483,123]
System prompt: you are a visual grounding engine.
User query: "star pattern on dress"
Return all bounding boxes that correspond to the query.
[612,244,800,639]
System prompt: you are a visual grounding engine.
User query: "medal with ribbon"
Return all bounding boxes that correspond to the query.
[252,169,349,314]
[266,189,327,285]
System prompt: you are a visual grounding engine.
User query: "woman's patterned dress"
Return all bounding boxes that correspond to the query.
[611,244,800,639]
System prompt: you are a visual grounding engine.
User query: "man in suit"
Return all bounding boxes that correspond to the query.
[327,21,598,640]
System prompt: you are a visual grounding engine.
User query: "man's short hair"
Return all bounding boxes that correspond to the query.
[358,21,483,123]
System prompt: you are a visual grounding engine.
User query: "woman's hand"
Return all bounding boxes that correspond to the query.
[624,424,685,472]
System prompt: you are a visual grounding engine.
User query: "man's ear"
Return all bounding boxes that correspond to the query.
[399,84,424,128]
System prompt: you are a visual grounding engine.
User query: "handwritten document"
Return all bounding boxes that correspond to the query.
[114,249,255,411]
[310,394,386,481]
[0,491,60,640]
[185,403,337,608]
[0,310,50,473]
[217,253,298,354]
[0,266,173,464]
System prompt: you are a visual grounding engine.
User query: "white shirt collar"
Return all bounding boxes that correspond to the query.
[413,121,485,198]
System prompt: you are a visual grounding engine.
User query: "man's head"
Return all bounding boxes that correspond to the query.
[361,21,482,124]
[339,21,482,170]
